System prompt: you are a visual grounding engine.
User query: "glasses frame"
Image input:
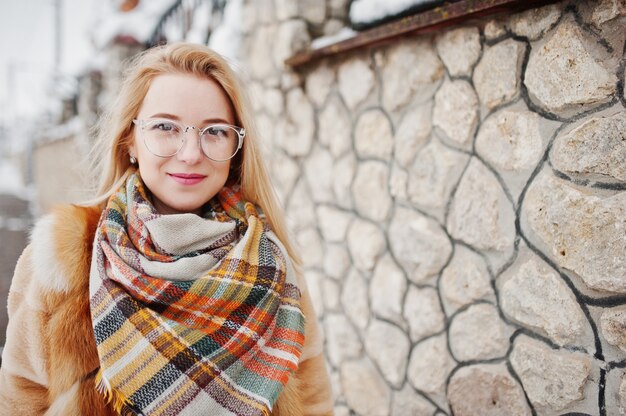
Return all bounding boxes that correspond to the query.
[132,118,246,162]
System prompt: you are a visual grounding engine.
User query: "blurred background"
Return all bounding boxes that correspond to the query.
[1,0,625,415]
[0,0,98,349]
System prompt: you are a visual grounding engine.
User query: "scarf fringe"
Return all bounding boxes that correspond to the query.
[95,368,133,414]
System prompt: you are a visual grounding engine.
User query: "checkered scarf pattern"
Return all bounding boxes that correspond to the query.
[89,172,305,416]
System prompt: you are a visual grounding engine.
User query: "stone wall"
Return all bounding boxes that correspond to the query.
[238,0,626,415]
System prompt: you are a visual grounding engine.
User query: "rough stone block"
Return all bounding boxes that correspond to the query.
[448,364,532,416]
[484,19,507,41]
[270,150,300,199]
[591,0,626,27]
[303,269,324,319]
[341,358,391,416]
[323,18,346,37]
[328,0,350,19]
[523,171,626,293]
[263,87,284,117]
[316,205,352,243]
[305,65,335,107]
[354,109,394,161]
[473,39,526,110]
[304,145,334,202]
[347,218,386,272]
[436,27,481,77]
[318,95,351,157]
[370,254,407,326]
[338,57,375,110]
[391,384,436,416]
[352,161,392,222]
[334,405,350,416]
[299,0,326,25]
[323,243,351,281]
[341,268,370,330]
[365,320,410,387]
[322,277,340,310]
[248,81,265,112]
[332,153,356,210]
[449,303,511,361]
[524,20,617,116]
[325,313,362,367]
[510,335,591,411]
[296,227,323,268]
[600,306,626,352]
[280,70,302,90]
[619,374,626,413]
[389,163,409,202]
[389,206,452,283]
[508,4,561,40]
[273,20,310,68]
[275,0,298,20]
[407,334,456,397]
[440,246,494,314]
[500,256,587,346]
[475,109,544,172]
[393,102,432,169]
[249,25,278,80]
[278,88,314,157]
[407,139,469,209]
[404,285,445,342]
[550,112,626,182]
[447,158,515,252]
[380,39,443,112]
[433,79,479,149]
[286,179,315,232]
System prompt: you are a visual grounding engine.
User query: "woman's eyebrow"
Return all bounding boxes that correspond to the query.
[201,117,231,124]
[147,112,180,120]
[146,113,231,124]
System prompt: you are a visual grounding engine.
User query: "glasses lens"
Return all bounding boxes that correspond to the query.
[200,125,240,161]
[142,120,183,157]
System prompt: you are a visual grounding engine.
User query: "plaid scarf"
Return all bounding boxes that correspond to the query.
[89,172,305,416]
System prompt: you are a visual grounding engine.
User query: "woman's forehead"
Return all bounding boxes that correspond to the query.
[139,73,235,123]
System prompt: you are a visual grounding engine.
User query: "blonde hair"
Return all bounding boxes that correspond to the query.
[89,42,300,264]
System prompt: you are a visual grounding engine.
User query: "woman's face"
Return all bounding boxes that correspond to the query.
[130,73,235,215]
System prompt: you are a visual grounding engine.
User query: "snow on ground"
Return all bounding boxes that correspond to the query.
[350,0,442,26]
[311,27,357,49]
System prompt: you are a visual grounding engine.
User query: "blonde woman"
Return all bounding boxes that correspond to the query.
[0,43,333,416]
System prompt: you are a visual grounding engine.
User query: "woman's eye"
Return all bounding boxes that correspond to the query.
[205,126,230,140]
[207,126,228,137]
[151,122,178,132]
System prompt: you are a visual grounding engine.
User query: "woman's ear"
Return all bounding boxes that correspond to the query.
[128,140,137,164]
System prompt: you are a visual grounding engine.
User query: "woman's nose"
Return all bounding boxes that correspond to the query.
[176,128,204,164]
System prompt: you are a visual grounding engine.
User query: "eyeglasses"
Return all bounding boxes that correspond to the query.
[132,119,245,161]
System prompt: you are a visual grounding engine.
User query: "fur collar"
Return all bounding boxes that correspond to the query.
[30,205,101,295]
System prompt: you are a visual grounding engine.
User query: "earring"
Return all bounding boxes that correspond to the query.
[130,155,137,164]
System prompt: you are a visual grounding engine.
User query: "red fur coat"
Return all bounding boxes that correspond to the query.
[0,205,333,415]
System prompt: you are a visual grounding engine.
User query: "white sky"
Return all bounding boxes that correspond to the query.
[0,0,96,121]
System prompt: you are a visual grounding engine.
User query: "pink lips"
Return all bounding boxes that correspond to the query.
[168,173,206,185]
